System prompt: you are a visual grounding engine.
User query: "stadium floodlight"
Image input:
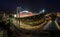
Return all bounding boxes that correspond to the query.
[42,9,45,13]
[39,9,45,14]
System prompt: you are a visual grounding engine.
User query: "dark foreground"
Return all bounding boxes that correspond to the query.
[0,22,60,37]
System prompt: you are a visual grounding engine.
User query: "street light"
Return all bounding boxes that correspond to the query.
[14,14,17,17]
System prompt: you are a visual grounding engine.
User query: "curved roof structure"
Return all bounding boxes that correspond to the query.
[19,11,35,18]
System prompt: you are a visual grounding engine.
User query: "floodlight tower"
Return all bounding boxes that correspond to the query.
[39,9,45,14]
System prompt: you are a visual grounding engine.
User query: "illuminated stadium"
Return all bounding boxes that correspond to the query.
[12,10,49,30]
[0,0,60,37]
[12,10,60,31]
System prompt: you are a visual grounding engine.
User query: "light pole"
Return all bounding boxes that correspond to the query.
[16,7,22,29]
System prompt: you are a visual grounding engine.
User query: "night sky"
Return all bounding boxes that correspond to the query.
[0,0,60,12]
